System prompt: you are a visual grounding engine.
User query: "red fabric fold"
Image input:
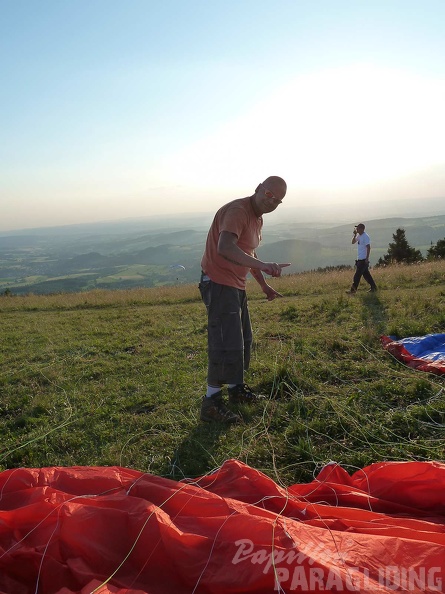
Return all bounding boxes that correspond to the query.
[0,460,444,593]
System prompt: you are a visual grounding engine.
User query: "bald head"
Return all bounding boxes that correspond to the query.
[261,176,287,200]
[252,175,287,216]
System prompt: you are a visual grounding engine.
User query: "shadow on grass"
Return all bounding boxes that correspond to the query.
[160,415,233,481]
[361,292,388,334]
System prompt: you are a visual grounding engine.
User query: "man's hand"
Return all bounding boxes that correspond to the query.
[263,284,284,301]
[262,262,290,277]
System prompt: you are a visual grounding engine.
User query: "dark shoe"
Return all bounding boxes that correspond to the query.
[200,392,241,423]
[228,383,259,405]
[346,288,357,295]
[368,287,377,293]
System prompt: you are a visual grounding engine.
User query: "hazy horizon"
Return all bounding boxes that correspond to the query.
[2,193,445,236]
[2,1,445,232]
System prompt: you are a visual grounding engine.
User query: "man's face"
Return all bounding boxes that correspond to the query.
[357,226,365,235]
[258,183,286,214]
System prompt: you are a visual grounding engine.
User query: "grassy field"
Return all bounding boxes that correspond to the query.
[1,261,444,485]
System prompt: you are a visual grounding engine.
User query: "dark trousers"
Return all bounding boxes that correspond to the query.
[352,260,377,290]
[199,277,252,386]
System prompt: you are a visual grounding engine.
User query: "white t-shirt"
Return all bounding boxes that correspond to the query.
[357,232,370,259]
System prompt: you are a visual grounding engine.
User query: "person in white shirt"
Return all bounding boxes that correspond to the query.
[347,223,377,294]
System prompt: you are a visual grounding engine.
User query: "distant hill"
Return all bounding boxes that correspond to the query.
[257,239,338,273]
[2,213,445,294]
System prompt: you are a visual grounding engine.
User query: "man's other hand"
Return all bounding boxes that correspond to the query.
[263,285,284,301]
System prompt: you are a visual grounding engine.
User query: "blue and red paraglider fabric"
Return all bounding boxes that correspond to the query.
[0,459,444,593]
[381,333,445,374]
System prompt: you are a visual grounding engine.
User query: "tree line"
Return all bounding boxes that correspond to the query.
[376,227,445,266]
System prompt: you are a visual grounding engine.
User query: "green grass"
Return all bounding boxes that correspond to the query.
[0,261,444,485]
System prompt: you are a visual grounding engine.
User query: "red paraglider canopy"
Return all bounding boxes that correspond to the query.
[0,459,444,593]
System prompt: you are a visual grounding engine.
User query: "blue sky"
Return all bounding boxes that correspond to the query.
[1,0,445,231]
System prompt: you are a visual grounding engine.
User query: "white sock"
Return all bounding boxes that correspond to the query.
[206,385,222,398]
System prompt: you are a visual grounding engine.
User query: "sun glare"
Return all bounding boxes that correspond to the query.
[160,65,445,194]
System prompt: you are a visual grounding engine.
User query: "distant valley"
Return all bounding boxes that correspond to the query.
[1,212,445,295]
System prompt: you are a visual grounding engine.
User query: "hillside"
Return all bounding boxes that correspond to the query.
[2,213,445,294]
[1,260,444,484]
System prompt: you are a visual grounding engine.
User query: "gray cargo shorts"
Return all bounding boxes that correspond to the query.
[199,273,252,385]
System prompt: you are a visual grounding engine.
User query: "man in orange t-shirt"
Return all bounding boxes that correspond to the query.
[199,176,289,423]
